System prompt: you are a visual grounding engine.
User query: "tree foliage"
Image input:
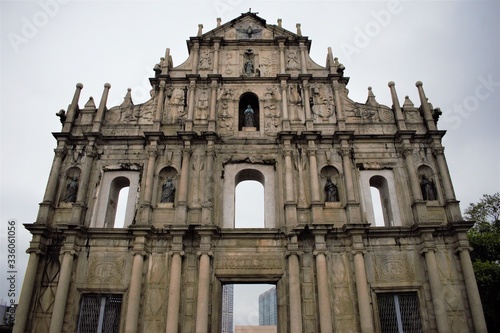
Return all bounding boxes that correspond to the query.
[465,192,500,331]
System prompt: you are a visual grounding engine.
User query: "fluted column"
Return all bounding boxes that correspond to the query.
[287,236,303,333]
[351,236,374,333]
[314,234,333,333]
[283,138,297,226]
[49,246,75,333]
[13,248,41,333]
[124,235,146,333]
[166,247,184,333]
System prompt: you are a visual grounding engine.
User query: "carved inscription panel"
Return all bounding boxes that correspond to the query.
[372,253,415,283]
[215,252,284,276]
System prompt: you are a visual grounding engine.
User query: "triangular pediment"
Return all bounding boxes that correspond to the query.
[199,12,302,41]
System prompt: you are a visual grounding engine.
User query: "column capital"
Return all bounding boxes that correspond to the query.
[170,250,185,257]
[197,251,213,258]
[285,250,303,258]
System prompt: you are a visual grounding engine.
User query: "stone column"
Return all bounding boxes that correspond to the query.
[37,146,66,224]
[295,147,308,209]
[124,237,146,333]
[280,79,289,121]
[49,246,75,333]
[432,145,462,221]
[70,141,97,224]
[191,43,200,74]
[388,81,406,130]
[212,41,220,74]
[13,249,41,333]
[415,81,437,131]
[166,248,184,333]
[195,232,213,333]
[352,249,374,333]
[314,234,333,333]
[299,42,308,74]
[301,78,313,130]
[456,247,487,332]
[420,233,450,333]
[208,78,218,131]
[307,139,323,222]
[287,248,303,333]
[278,40,286,74]
[186,78,197,131]
[283,138,297,226]
[154,80,166,130]
[140,142,158,223]
[62,83,83,133]
[175,140,191,223]
[332,81,346,130]
[91,83,111,132]
[202,139,215,224]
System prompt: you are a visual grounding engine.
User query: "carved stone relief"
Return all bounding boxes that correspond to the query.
[216,87,235,135]
[164,88,186,124]
[215,253,284,271]
[221,51,239,76]
[198,49,211,70]
[87,256,125,285]
[310,84,334,121]
[372,253,415,282]
[286,50,301,70]
[288,84,303,121]
[195,88,209,120]
[258,51,278,77]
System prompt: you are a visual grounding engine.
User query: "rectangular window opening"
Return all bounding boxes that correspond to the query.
[377,292,422,333]
[77,294,122,333]
[222,283,277,333]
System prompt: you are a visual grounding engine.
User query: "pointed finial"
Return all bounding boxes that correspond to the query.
[217,17,221,27]
[277,19,282,28]
[84,96,96,109]
[296,23,302,36]
[366,86,379,106]
[197,24,203,37]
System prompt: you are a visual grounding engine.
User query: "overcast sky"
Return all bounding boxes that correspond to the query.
[1,0,499,327]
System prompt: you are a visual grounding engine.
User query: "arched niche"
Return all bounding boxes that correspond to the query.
[90,171,140,228]
[320,165,341,203]
[60,167,81,204]
[417,165,439,202]
[223,163,275,228]
[157,166,178,205]
[359,170,402,226]
[239,92,260,131]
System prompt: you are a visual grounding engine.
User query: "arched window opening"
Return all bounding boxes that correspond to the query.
[113,186,129,228]
[370,186,385,226]
[239,92,260,131]
[104,176,130,228]
[235,180,264,228]
[370,176,394,226]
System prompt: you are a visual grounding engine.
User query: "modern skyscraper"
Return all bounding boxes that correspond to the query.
[222,284,234,333]
[259,287,277,326]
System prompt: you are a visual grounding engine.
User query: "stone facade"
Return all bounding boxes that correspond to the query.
[14,12,487,333]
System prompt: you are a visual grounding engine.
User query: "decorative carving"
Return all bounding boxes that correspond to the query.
[258,52,277,77]
[373,254,414,282]
[215,254,283,270]
[196,89,209,120]
[286,50,300,70]
[87,257,125,284]
[243,49,255,76]
[198,49,211,70]
[263,87,281,117]
[63,176,79,203]
[288,84,302,121]
[310,84,334,121]
[165,88,186,124]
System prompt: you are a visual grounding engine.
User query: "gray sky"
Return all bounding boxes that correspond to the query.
[1,0,499,326]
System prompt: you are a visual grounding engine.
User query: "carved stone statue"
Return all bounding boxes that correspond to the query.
[244,59,254,74]
[161,177,175,203]
[324,177,339,202]
[63,176,79,203]
[160,177,175,203]
[421,175,437,201]
[244,105,255,127]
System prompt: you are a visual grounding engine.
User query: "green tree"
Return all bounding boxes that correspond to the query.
[465,192,500,332]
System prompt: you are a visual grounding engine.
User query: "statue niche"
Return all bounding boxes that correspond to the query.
[239,92,260,131]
